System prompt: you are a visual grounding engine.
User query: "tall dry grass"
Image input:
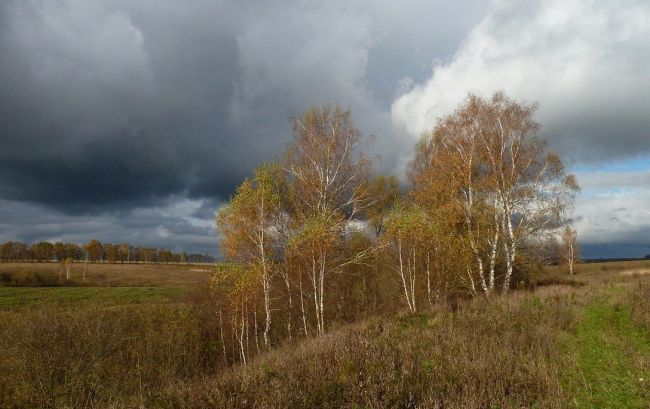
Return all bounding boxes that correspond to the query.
[0,303,221,408]
[160,290,579,408]
[2,266,648,408]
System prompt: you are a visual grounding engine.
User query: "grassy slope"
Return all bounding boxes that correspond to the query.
[162,268,650,409]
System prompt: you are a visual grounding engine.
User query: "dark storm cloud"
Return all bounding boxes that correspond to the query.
[4,0,648,257]
[0,198,218,254]
[0,0,486,214]
[0,0,485,251]
[0,0,248,211]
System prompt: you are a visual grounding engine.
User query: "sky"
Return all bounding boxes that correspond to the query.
[0,0,649,258]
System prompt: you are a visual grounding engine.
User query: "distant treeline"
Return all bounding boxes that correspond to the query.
[0,240,216,264]
[584,257,650,263]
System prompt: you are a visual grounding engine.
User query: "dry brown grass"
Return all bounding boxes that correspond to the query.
[158,289,583,408]
[0,261,214,287]
[544,259,650,281]
[0,302,221,408]
[630,282,650,330]
[1,261,649,408]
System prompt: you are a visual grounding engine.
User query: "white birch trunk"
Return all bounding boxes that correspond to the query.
[397,236,414,312]
[299,271,308,336]
[426,251,432,309]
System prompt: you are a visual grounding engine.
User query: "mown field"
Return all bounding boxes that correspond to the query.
[0,261,215,287]
[1,260,649,408]
[0,286,186,307]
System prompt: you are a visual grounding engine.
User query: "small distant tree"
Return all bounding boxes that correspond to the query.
[209,264,260,365]
[85,240,103,262]
[383,203,422,312]
[366,175,399,238]
[104,244,119,263]
[59,257,73,280]
[33,241,54,261]
[53,242,67,261]
[561,226,579,275]
[0,242,15,261]
[66,258,73,280]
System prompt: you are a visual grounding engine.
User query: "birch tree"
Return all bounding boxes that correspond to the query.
[561,225,579,275]
[475,92,579,292]
[367,175,399,238]
[410,104,501,295]
[209,264,259,365]
[409,92,579,295]
[216,163,286,348]
[284,105,374,334]
[383,202,436,312]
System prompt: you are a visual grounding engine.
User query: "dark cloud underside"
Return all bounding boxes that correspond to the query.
[1,0,649,256]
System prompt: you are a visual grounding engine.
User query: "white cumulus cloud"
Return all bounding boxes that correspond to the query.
[391,0,650,164]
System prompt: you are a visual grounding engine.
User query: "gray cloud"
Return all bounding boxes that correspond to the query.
[2,0,648,257]
[0,0,484,251]
[0,198,218,254]
[388,0,650,258]
[392,0,650,165]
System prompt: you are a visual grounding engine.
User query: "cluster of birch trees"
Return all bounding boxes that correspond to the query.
[213,92,580,364]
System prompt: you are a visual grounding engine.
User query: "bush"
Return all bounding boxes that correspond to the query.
[0,271,60,287]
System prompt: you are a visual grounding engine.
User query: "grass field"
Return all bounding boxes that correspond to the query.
[1,260,649,408]
[544,258,650,278]
[565,294,650,407]
[0,261,215,287]
[0,261,210,310]
[0,286,187,307]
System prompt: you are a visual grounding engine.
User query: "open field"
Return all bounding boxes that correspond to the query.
[0,286,187,308]
[0,261,215,287]
[544,259,650,278]
[1,260,649,408]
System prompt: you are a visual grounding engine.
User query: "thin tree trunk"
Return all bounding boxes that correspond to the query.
[254,309,260,355]
[464,186,489,295]
[397,236,413,312]
[240,302,247,364]
[219,309,227,365]
[426,251,432,309]
[281,269,293,341]
[311,255,321,334]
[466,267,477,296]
[502,202,516,293]
[488,201,500,292]
[411,247,416,312]
[299,271,308,336]
[259,202,272,348]
[319,251,326,333]
[568,241,574,275]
